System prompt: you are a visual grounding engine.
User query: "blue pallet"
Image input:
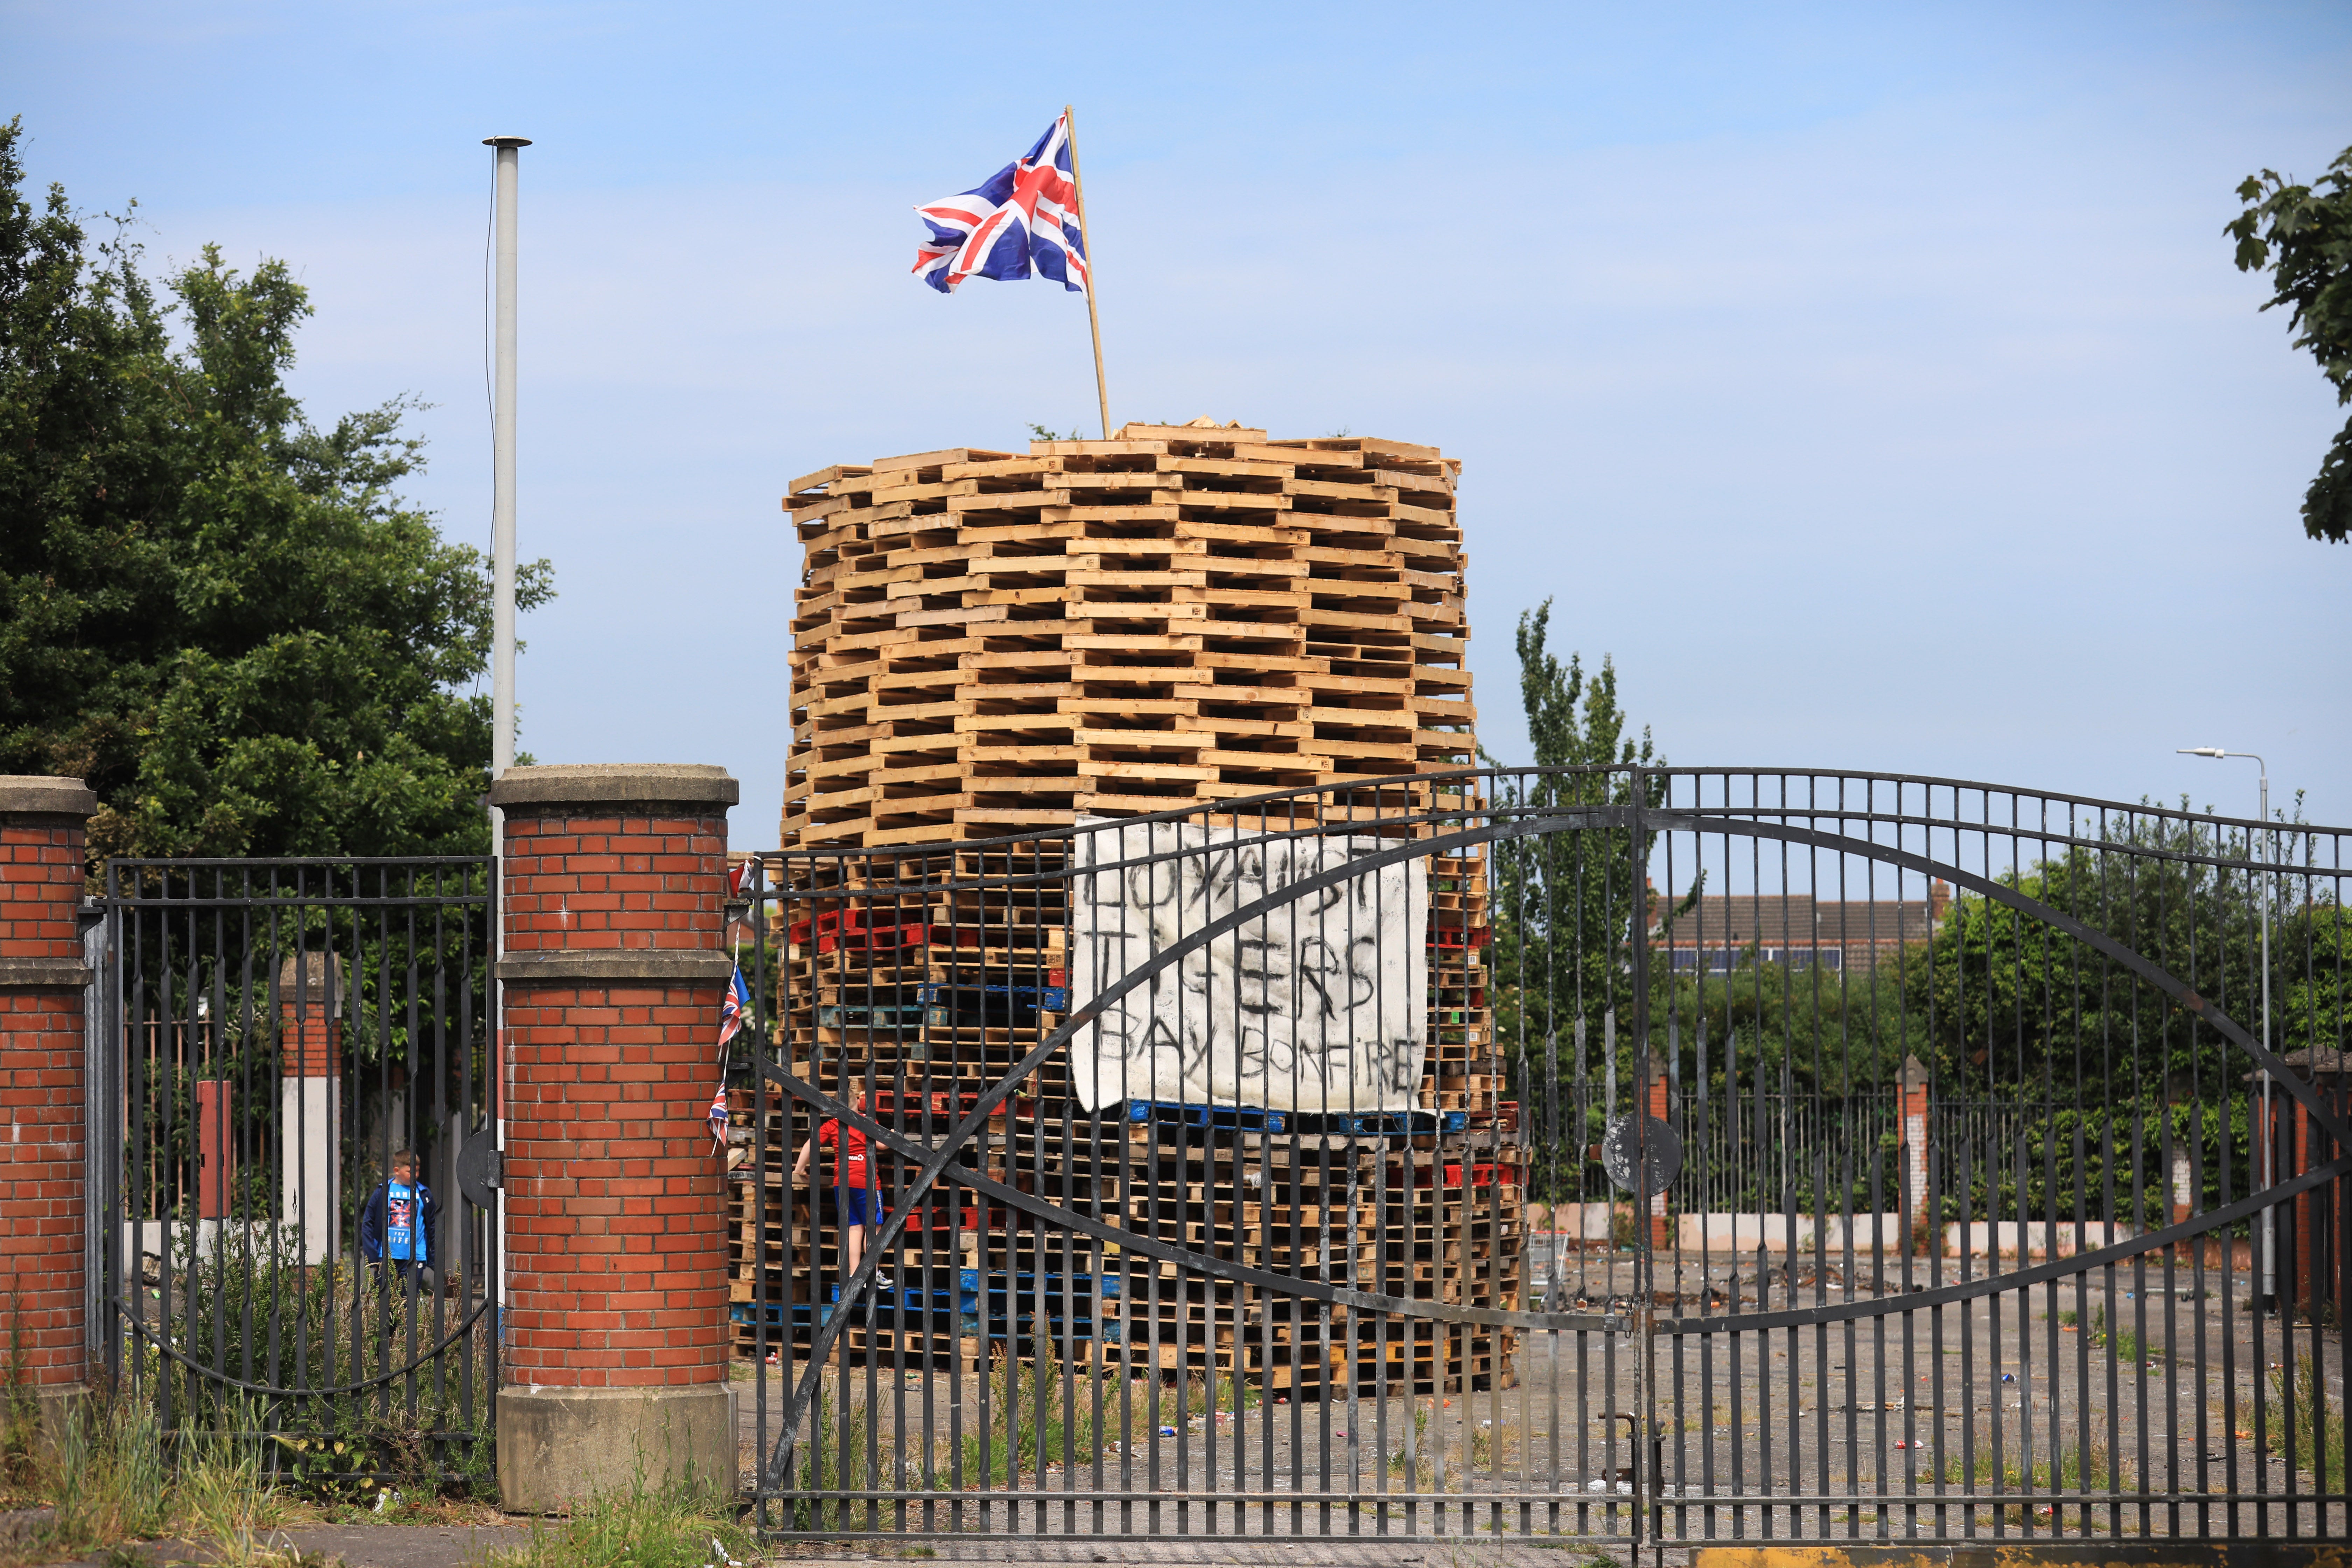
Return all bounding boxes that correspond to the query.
[1121,1099,1292,1134]
[1294,1108,1466,1138]
[730,1302,820,1327]
[1116,1102,1465,1139]
[828,1283,960,1311]
[814,1003,944,1033]
[956,1269,1120,1301]
[918,981,1067,1009]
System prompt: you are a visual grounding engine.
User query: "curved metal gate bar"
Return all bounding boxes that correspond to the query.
[732,768,2350,1544]
[96,856,501,1478]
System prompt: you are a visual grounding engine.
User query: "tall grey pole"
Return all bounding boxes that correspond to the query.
[484,133,529,1330]
[485,136,528,781]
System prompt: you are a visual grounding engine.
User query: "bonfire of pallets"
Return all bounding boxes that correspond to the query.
[730,421,1523,1396]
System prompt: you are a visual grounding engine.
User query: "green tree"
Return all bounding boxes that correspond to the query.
[2228,144,2352,542]
[1483,599,1668,1197]
[0,119,551,869]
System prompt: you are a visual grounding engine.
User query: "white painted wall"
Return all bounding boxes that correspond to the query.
[279,1076,340,1264]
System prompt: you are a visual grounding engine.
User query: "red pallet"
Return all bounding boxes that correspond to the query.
[870,1091,1040,1122]
[1394,1162,1508,1190]
[1465,1101,1521,1134]
[899,1204,1009,1234]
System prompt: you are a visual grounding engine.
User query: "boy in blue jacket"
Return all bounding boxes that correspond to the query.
[360,1149,440,1296]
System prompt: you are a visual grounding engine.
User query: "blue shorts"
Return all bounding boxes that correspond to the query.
[836,1187,881,1227]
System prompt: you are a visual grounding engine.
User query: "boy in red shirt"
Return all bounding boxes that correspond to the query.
[792,1087,891,1288]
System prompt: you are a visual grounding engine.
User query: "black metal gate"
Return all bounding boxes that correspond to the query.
[728,767,2350,1545]
[94,856,502,1479]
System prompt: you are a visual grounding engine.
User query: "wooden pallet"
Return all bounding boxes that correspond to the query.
[781,423,1470,849]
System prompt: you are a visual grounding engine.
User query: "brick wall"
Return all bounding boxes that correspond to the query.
[1644,1060,1671,1245]
[0,777,98,1388]
[489,764,739,1390]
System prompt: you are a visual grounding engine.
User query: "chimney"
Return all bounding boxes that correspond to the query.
[1929,879,1952,927]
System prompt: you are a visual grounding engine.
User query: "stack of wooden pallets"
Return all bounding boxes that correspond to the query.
[741,421,1520,1392]
[782,420,1473,847]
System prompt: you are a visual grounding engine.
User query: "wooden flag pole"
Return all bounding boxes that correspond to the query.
[1064,103,1112,439]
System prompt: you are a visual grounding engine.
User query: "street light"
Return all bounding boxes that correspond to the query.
[2178,746,2273,1311]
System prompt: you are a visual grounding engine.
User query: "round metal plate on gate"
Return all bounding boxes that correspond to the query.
[1602,1114,1681,1198]
[455,1122,502,1210]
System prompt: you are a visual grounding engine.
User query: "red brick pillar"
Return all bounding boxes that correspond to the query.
[0,776,98,1426]
[2293,1093,2315,1311]
[1645,1059,1670,1247]
[488,764,739,1510]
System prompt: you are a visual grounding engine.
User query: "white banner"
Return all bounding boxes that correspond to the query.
[1067,818,1427,1114]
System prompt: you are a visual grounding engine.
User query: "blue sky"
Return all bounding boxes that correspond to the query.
[5,2,2348,847]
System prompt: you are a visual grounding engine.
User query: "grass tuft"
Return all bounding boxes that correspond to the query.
[2267,1354,2347,1482]
[957,1340,1106,1489]
[2087,1305,2155,1367]
[47,1396,173,1551]
[485,1470,751,1568]
[1943,1433,2122,1493]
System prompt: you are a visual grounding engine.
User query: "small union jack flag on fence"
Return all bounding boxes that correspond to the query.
[913,111,1090,295]
[708,1083,729,1155]
[717,964,750,1053]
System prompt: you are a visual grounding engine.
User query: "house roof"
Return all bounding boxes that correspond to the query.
[1658,893,1935,947]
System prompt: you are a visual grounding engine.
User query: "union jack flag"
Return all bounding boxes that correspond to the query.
[912,111,1090,296]
[708,1083,729,1154]
[717,964,750,1052]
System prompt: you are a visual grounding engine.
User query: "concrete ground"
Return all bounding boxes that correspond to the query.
[16,1246,2335,1566]
[726,1250,2347,1547]
[20,1533,1667,1568]
[3,1516,532,1568]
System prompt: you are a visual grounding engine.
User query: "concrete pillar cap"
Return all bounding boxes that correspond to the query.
[488,763,738,810]
[273,951,347,1012]
[1900,1054,1931,1088]
[0,776,98,817]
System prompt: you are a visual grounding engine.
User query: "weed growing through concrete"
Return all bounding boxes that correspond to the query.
[2087,1305,2156,1368]
[1387,1405,1436,1488]
[0,1303,38,1491]
[1942,1431,2127,1525]
[1180,1368,1260,1419]
[957,1340,1104,1489]
[173,1406,303,1568]
[2267,1354,2346,1481]
[485,1470,752,1568]
[47,1396,172,1549]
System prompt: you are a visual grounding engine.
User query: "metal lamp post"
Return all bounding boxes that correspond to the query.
[484,135,529,784]
[2179,746,2273,1311]
[483,132,529,1331]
